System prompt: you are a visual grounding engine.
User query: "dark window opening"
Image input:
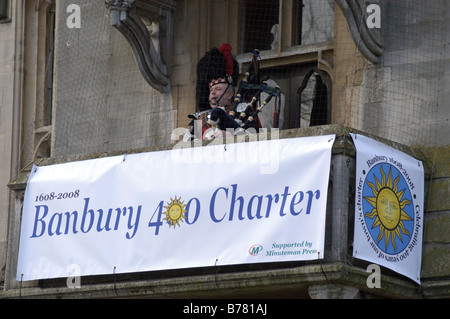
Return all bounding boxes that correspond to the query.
[0,0,10,22]
[241,0,279,53]
[241,0,305,53]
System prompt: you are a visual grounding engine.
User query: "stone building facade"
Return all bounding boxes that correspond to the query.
[0,0,449,298]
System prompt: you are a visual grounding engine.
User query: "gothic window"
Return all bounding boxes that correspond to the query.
[241,0,304,53]
[241,0,280,53]
[237,0,334,129]
[298,70,330,128]
[33,1,56,159]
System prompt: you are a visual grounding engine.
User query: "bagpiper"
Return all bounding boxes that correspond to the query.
[185,44,261,140]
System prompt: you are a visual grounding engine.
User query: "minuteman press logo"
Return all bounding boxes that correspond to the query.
[249,244,263,256]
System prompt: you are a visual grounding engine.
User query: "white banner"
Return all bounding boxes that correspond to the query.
[17,135,335,281]
[351,134,424,283]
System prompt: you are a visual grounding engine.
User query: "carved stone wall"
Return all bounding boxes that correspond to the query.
[336,0,383,64]
[52,0,176,156]
[105,0,176,93]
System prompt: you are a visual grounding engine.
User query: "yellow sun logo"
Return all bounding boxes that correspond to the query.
[364,164,413,253]
[163,197,187,228]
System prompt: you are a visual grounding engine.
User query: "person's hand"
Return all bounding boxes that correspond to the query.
[212,129,233,139]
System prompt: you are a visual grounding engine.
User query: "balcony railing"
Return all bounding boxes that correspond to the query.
[3,124,429,298]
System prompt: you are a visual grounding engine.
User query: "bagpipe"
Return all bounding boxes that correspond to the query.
[186,49,282,140]
[233,80,282,130]
[231,49,282,130]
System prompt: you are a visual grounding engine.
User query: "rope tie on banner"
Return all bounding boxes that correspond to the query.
[19,273,23,298]
[317,252,329,281]
[113,266,118,295]
[123,153,128,162]
[214,258,219,287]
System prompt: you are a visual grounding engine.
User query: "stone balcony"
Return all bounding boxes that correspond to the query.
[3,124,449,299]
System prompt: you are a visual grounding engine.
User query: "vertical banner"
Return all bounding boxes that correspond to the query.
[351,134,424,283]
[17,135,335,281]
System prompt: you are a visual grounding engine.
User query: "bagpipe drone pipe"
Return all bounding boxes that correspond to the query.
[233,81,282,129]
[232,49,282,129]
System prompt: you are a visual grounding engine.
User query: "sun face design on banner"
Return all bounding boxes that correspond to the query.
[163,197,187,228]
[363,163,414,254]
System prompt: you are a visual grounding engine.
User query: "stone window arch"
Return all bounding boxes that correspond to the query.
[298,69,331,127]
